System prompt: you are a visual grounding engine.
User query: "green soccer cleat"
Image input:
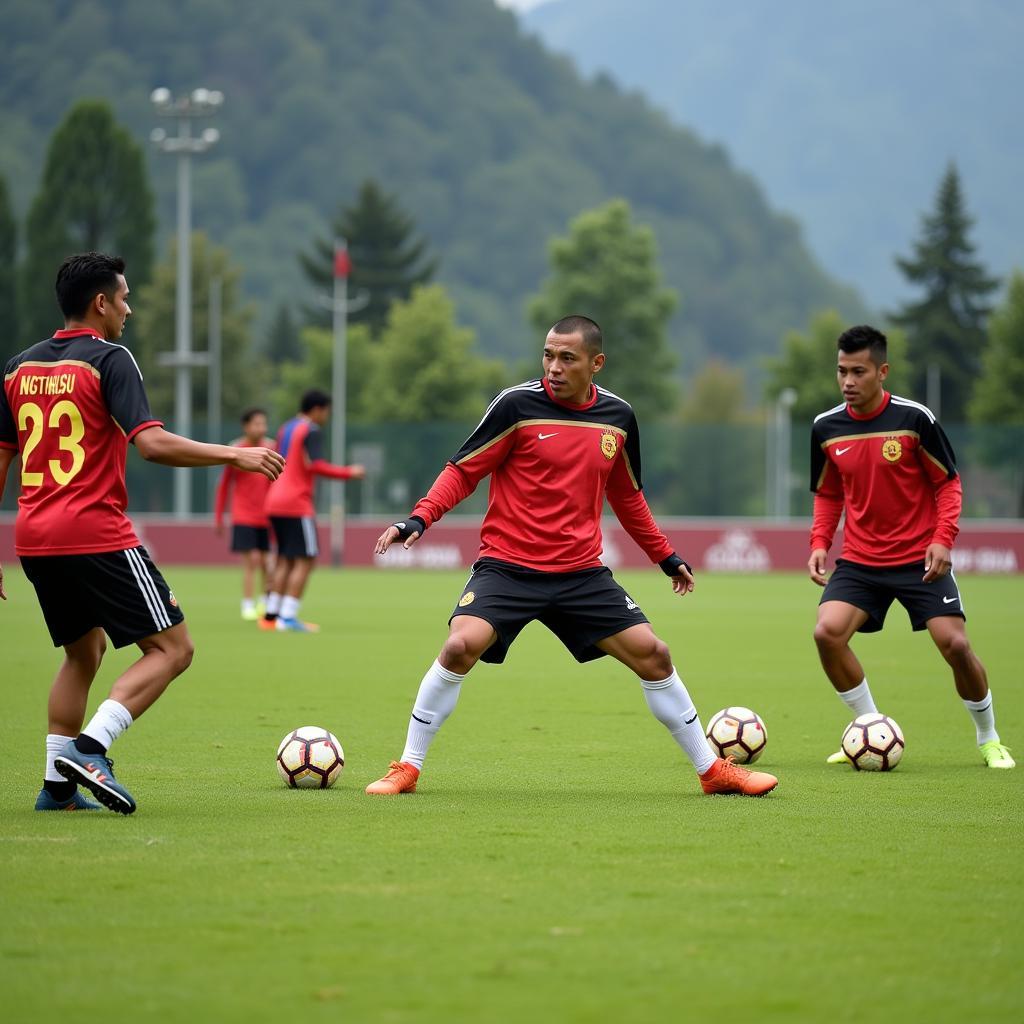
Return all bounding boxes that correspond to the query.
[34,788,101,811]
[979,741,1015,769]
[826,749,850,765]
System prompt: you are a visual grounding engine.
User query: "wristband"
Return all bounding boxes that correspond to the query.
[659,553,693,578]
[392,516,426,541]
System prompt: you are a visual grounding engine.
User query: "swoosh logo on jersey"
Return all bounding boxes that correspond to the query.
[835,446,852,455]
[538,432,558,440]
[942,596,958,604]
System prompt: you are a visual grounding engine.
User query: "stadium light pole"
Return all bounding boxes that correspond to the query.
[330,240,351,567]
[773,387,797,519]
[151,86,223,518]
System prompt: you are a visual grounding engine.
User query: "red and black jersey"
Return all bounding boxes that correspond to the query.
[809,391,961,566]
[264,415,358,519]
[410,378,674,572]
[0,329,162,555]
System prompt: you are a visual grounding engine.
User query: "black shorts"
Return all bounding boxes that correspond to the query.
[231,524,270,553]
[450,558,650,664]
[269,516,319,559]
[821,558,967,633]
[21,547,185,649]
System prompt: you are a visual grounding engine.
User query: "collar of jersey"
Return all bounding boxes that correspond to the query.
[53,328,103,340]
[847,390,891,421]
[542,377,598,410]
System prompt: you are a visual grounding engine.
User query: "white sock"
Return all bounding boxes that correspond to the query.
[45,733,73,783]
[265,592,282,616]
[81,699,134,752]
[241,598,255,614]
[640,668,717,775]
[281,595,300,620]
[837,678,877,718]
[963,693,999,745]
[400,660,465,770]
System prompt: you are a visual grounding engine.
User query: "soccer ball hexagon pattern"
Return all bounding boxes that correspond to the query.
[706,706,767,764]
[841,713,905,771]
[276,726,345,788]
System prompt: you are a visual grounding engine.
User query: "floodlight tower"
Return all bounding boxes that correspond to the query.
[150,86,223,518]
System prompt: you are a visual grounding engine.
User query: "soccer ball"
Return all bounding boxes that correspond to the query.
[841,713,905,771]
[276,726,345,789]
[706,706,767,764]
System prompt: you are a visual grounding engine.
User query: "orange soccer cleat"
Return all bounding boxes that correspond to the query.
[365,760,420,795]
[699,756,778,796]
[257,617,278,631]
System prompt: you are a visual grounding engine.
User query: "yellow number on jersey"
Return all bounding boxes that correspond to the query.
[17,400,87,487]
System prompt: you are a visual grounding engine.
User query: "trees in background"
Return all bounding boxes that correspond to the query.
[969,271,1024,514]
[891,164,998,421]
[0,175,16,344]
[131,233,267,433]
[20,101,154,344]
[528,200,678,422]
[299,180,437,335]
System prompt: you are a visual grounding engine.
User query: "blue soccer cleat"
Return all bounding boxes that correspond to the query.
[34,787,102,811]
[54,741,137,815]
[275,616,320,633]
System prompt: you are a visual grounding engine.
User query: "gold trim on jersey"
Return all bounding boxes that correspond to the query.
[6,359,102,381]
[921,448,951,474]
[820,429,920,449]
[455,419,627,466]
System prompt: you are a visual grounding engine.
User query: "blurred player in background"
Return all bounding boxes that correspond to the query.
[259,389,365,633]
[367,315,778,798]
[214,406,275,620]
[0,252,284,814]
[808,324,1014,769]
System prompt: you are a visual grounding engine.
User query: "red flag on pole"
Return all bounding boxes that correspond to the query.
[333,246,352,279]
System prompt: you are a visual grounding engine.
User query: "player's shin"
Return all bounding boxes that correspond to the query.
[400,660,465,769]
[640,669,716,775]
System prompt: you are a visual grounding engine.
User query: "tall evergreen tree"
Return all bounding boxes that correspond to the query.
[299,180,437,334]
[0,174,16,345]
[891,164,999,421]
[21,100,155,345]
[528,200,678,422]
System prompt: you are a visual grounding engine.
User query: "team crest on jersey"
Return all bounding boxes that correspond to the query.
[459,591,475,607]
[168,592,178,608]
[600,432,618,460]
[881,438,903,463]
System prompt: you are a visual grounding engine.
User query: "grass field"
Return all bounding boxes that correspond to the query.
[2,566,1021,1023]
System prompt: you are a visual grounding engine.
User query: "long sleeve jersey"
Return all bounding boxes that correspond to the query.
[410,378,674,572]
[809,391,961,566]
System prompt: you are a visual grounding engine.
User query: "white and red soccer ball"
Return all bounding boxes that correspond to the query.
[706,706,767,764]
[276,726,345,788]
[841,713,905,771]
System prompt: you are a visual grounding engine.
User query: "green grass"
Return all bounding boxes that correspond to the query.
[2,566,1021,1023]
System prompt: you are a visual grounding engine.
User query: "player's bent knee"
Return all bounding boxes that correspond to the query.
[813,621,845,649]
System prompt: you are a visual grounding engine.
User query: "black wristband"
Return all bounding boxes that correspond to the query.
[392,516,426,541]
[659,553,693,577]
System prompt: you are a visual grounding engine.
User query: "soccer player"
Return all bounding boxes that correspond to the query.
[808,324,1014,769]
[365,315,778,797]
[214,407,275,620]
[259,389,365,633]
[0,252,285,813]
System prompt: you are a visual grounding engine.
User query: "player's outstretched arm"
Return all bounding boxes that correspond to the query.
[808,548,829,586]
[134,427,285,480]
[375,517,425,555]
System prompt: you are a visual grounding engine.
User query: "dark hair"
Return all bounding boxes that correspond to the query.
[838,324,887,366]
[240,407,267,425]
[300,388,332,413]
[550,314,603,354]
[55,252,126,320]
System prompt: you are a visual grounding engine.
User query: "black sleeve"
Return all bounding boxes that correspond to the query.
[449,388,522,466]
[919,414,958,479]
[620,410,644,491]
[304,423,325,462]
[101,347,158,438]
[809,420,827,493]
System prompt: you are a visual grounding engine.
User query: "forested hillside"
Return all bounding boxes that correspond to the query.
[0,0,862,372]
